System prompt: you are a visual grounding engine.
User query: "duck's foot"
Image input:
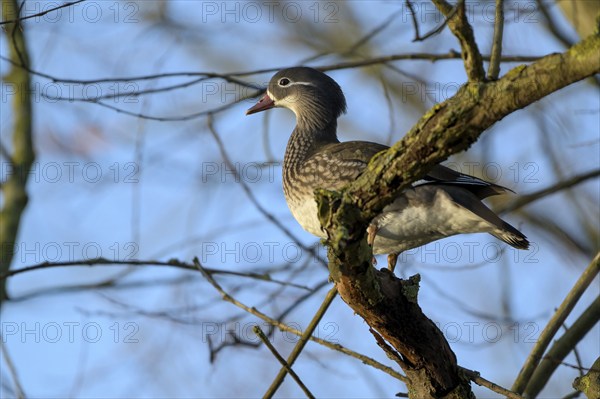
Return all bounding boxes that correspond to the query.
[367,223,378,247]
[387,253,398,273]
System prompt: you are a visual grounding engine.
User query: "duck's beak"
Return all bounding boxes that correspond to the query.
[246,93,275,115]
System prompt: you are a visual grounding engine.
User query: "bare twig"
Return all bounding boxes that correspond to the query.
[499,169,600,214]
[430,0,486,81]
[460,367,523,399]
[512,252,600,393]
[90,95,257,122]
[342,7,405,55]
[0,258,308,291]
[191,258,406,382]
[524,296,600,397]
[253,326,315,399]
[264,287,338,398]
[487,0,505,80]
[0,0,86,26]
[0,50,543,89]
[0,336,26,398]
[407,0,461,42]
[370,328,408,370]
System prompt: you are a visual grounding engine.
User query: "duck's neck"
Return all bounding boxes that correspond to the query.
[284,120,339,170]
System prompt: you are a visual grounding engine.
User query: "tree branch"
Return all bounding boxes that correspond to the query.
[0,0,86,25]
[263,287,337,398]
[513,252,600,394]
[525,296,600,397]
[254,326,315,399]
[487,0,505,80]
[0,0,35,306]
[431,0,486,81]
[460,367,523,399]
[316,33,600,397]
[499,168,600,214]
[191,257,407,382]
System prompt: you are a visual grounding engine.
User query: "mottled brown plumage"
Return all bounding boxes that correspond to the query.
[247,67,529,268]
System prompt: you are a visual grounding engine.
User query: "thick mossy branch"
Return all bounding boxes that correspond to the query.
[315,33,600,398]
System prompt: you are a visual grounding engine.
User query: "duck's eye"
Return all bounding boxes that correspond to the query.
[278,78,290,86]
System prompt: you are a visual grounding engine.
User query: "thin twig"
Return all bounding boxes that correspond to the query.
[405,1,421,40]
[191,258,407,382]
[524,296,600,397]
[90,95,256,122]
[512,252,600,394]
[264,287,339,398]
[370,328,408,370]
[0,258,308,290]
[411,0,462,42]
[0,336,26,398]
[460,367,523,399]
[487,0,505,80]
[253,326,315,399]
[0,51,543,87]
[499,169,600,214]
[343,7,405,55]
[0,0,86,26]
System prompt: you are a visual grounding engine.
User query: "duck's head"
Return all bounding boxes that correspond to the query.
[246,67,347,131]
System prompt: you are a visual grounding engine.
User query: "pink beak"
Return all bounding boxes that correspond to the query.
[246,93,275,115]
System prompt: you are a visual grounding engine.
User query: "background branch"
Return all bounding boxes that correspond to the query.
[0,0,35,306]
[525,296,600,397]
[431,0,486,81]
[512,252,600,394]
[487,0,504,80]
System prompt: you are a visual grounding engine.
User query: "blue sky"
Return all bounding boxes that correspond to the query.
[1,1,599,397]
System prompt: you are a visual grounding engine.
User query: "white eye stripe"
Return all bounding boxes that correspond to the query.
[287,81,316,88]
[277,79,317,88]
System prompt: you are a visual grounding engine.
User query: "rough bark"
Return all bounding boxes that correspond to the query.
[316,33,600,398]
[573,357,600,399]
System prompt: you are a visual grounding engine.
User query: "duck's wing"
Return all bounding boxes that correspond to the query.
[306,141,388,190]
[309,142,513,199]
[420,164,514,199]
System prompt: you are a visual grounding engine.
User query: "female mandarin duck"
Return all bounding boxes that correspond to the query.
[247,67,528,269]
